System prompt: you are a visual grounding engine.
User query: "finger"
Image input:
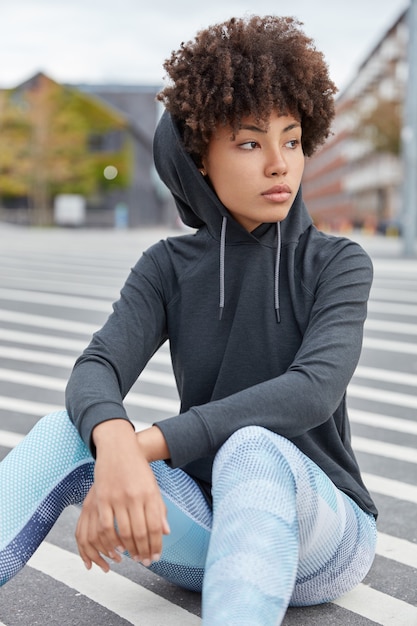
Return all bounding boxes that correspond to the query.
[116,506,145,562]
[75,518,92,570]
[76,513,111,573]
[96,504,126,559]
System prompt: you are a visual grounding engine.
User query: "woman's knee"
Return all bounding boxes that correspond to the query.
[215,426,296,467]
[213,426,298,490]
[27,410,92,462]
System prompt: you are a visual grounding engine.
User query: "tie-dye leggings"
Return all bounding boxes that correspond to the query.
[0,411,377,625]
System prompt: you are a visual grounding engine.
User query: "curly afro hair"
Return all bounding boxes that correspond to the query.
[157,15,337,160]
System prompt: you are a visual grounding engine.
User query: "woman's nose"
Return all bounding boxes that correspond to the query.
[265,149,287,177]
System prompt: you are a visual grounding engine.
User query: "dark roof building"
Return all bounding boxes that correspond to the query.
[0,74,175,227]
[76,83,174,226]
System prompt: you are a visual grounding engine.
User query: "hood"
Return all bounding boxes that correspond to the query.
[153,111,312,242]
[153,110,313,320]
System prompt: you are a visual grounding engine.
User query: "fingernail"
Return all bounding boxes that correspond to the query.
[152,553,161,562]
[83,561,91,570]
[142,558,152,567]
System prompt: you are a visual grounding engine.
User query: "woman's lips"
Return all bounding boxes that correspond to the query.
[261,185,291,203]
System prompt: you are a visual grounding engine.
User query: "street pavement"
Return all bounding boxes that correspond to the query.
[0,224,416,625]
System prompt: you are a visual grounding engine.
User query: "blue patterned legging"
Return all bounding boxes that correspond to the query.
[0,411,377,625]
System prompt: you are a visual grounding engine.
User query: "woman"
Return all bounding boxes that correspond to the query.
[0,16,377,625]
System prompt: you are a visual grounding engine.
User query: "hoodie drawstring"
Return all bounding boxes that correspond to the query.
[218,217,281,323]
[274,221,281,323]
[219,216,227,320]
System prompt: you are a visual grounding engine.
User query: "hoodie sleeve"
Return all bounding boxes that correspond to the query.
[155,240,373,467]
[65,243,170,452]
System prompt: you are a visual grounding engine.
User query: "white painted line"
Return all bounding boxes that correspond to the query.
[370,287,417,303]
[0,287,111,312]
[363,472,417,504]
[362,336,417,355]
[0,344,171,368]
[354,365,417,387]
[0,349,176,388]
[0,346,76,368]
[0,429,24,448]
[0,263,125,279]
[0,329,172,365]
[349,409,417,436]
[0,369,66,391]
[365,318,417,336]
[27,542,201,626]
[352,436,417,464]
[0,370,177,413]
[368,301,417,316]
[1,277,120,300]
[377,532,417,569]
[25,542,417,626]
[139,369,176,387]
[126,392,178,413]
[333,583,417,625]
[0,364,175,389]
[348,383,417,409]
[0,309,99,334]
[0,396,62,416]
[0,328,86,351]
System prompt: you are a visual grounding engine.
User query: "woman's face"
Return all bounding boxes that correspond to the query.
[202,112,305,232]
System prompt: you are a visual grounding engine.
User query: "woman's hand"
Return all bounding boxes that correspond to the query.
[75,419,170,572]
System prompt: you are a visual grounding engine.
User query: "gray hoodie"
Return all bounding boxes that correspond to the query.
[66,111,377,517]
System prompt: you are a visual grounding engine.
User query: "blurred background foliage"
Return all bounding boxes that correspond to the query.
[0,74,132,225]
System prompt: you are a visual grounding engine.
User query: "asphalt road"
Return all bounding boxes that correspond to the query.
[0,225,416,625]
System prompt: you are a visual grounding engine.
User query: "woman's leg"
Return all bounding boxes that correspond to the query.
[202,426,377,626]
[0,411,212,593]
[147,461,212,592]
[0,410,94,586]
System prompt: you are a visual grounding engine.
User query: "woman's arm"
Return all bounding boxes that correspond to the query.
[156,241,373,467]
[75,420,170,572]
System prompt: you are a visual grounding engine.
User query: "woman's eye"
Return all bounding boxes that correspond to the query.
[239,141,258,150]
[286,139,300,149]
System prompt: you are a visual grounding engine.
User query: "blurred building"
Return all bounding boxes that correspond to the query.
[76,82,174,227]
[302,7,408,234]
[0,73,175,227]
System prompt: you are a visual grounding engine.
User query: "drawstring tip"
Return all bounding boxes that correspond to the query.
[219,306,224,321]
[275,308,281,323]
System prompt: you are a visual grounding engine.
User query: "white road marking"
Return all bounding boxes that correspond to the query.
[349,408,417,435]
[362,473,417,504]
[354,365,417,387]
[377,532,417,569]
[333,583,417,625]
[352,436,417,464]
[27,542,201,626]
[348,383,417,409]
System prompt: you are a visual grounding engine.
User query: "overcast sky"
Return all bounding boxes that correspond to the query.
[1,0,409,92]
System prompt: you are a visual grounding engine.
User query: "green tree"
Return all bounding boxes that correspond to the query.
[0,74,132,225]
[0,91,32,200]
